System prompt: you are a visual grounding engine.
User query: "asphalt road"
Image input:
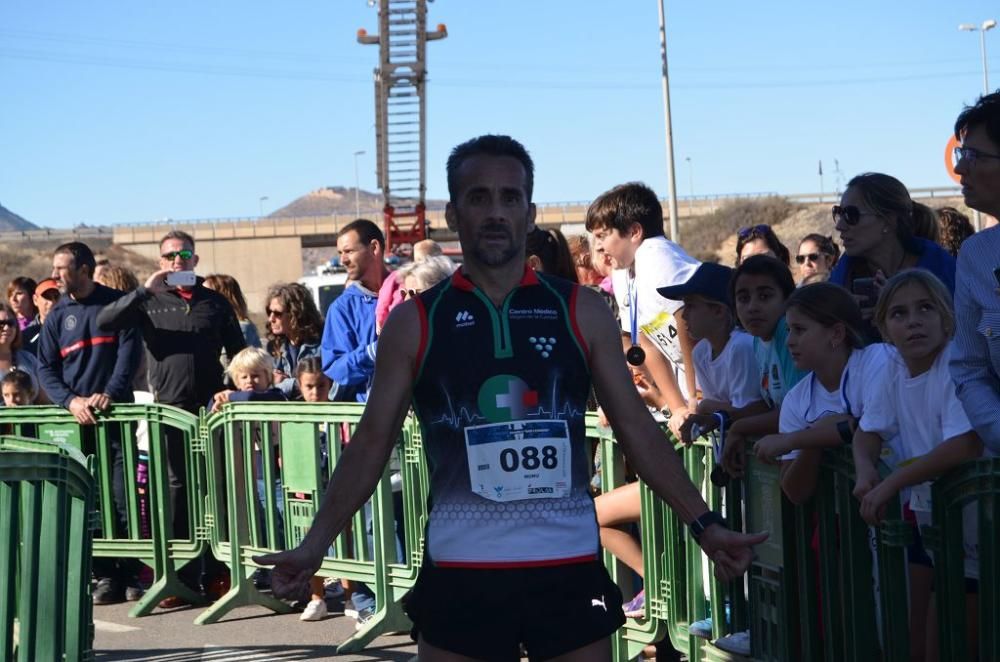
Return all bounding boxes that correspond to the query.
[92,599,417,662]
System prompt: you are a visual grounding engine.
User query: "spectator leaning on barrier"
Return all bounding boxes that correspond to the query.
[950,91,1000,454]
[265,282,324,399]
[37,241,144,604]
[320,219,390,402]
[587,182,701,439]
[20,277,60,355]
[256,134,766,660]
[97,229,246,604]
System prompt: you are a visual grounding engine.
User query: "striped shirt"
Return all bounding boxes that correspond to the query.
[949,226,1000,453]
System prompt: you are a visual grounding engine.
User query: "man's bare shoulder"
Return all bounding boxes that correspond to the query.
[379,300,423,360]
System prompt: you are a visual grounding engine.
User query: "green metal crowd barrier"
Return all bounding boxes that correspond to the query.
[1,401,993,660]
[0,404,210,617]
[924,456,1000,661]
[197,401,428,653]
[0,435,96,662]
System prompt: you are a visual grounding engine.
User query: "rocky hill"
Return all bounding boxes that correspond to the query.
[268,186,447,218]
[0,203,38,232]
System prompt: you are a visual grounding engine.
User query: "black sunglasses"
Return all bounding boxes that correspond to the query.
[161,249,194,260]
[0,319,16,328]
[795,253,822,265]
[831,205,879,226]
[265,308,285,317]
[737,224,770,240]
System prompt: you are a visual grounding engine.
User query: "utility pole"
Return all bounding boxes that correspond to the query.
[657,0,680,243]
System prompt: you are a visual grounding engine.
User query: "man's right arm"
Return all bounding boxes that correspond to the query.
[97,287,150,332]
[949,253,1000,452]
[254,301,420,594]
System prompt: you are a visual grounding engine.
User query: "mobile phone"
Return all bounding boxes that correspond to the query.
[851,277,877,308]
[165,270,197,287]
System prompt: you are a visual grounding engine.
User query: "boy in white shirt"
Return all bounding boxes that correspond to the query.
[656,262,768,445]
[587,182,701,437]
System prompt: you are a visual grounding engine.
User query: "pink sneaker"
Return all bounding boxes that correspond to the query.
[623,590,645,618]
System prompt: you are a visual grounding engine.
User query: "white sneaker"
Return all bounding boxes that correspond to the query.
[299,598,328,621]
[343,598,359,619]
[713,630,750,656]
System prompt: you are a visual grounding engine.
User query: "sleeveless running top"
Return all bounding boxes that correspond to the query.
[411,267,599,567]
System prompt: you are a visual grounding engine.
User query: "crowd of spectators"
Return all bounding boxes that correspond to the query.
[5,90,1000,657]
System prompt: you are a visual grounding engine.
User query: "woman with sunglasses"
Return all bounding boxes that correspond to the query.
[795,234,840,285]
[0,302,42,405]
[265,282,325,399]
[830,173,956,340]
[735,224,790,266]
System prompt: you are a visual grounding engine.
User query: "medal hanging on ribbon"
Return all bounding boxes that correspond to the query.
[626,273,645,366]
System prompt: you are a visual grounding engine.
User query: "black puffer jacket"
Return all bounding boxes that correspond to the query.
[97,282,246,412]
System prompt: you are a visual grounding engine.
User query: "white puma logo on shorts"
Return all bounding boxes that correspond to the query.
[591,595,607,611]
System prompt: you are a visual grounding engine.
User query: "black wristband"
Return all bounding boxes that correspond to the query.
[689,510,726,541]
[837,419,854,443]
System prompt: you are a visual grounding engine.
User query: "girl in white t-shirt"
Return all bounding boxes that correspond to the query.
[852,270,982,660]
[750,282,887,504]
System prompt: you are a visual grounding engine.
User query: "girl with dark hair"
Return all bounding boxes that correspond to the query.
[751,282,890,504]
[525,226,578,282]
[830,173,956,340]
[265,282,325,398]
[735,225,790,266]
[0,302,41,405]
[795,234,839,285]
[7,277,38,332]
[720,256,808,477]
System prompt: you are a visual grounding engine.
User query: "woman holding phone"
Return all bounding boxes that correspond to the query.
[829,172,956,341]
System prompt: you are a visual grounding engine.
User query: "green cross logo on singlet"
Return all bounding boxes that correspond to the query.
[478,375,540,422]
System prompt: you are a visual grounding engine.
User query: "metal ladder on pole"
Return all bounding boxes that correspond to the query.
[359,0,446,255]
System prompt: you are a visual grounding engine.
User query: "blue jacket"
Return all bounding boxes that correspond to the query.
[270,339,321,398]
[321,284,377,402]
[37,283,142,408]
[829,237,956,295]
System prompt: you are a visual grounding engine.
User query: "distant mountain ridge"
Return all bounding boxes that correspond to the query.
[0,203,38,231]
[268,186,447,218]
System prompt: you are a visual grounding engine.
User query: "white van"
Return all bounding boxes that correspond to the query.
[298,264,349,314]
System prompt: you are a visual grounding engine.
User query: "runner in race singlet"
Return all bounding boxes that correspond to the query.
[412,267,597,566]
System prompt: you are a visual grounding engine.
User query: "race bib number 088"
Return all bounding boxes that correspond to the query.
[465,420,572,503]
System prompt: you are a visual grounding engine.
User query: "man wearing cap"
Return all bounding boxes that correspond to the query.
[21,277,60,355]
[586,182,701,438]
[655,263,766,446]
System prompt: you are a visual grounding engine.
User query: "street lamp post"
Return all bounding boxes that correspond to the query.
[958,19,996,231]
[685,156,694,216]
[258,196,268,218]
[657,0,681,243]
[353,150,366,219]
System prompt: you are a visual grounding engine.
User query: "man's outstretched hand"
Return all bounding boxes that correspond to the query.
[252,545,325,601]
[697,525,768,582]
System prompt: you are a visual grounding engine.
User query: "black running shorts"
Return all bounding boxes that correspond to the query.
[404,559,626,661]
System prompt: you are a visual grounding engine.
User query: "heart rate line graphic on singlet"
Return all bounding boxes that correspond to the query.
[431,375,585,429]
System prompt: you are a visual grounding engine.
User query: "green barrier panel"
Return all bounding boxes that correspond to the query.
[590,414,746,662]
[0,404,209,617]
[814,447,910,661]
[0,436,96,662]
[198,402,425,654]
[924,457,1000,661]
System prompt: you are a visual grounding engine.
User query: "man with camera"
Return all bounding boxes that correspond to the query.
[98,229,246,604]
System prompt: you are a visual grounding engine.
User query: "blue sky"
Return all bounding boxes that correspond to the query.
[1,1,996,228]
